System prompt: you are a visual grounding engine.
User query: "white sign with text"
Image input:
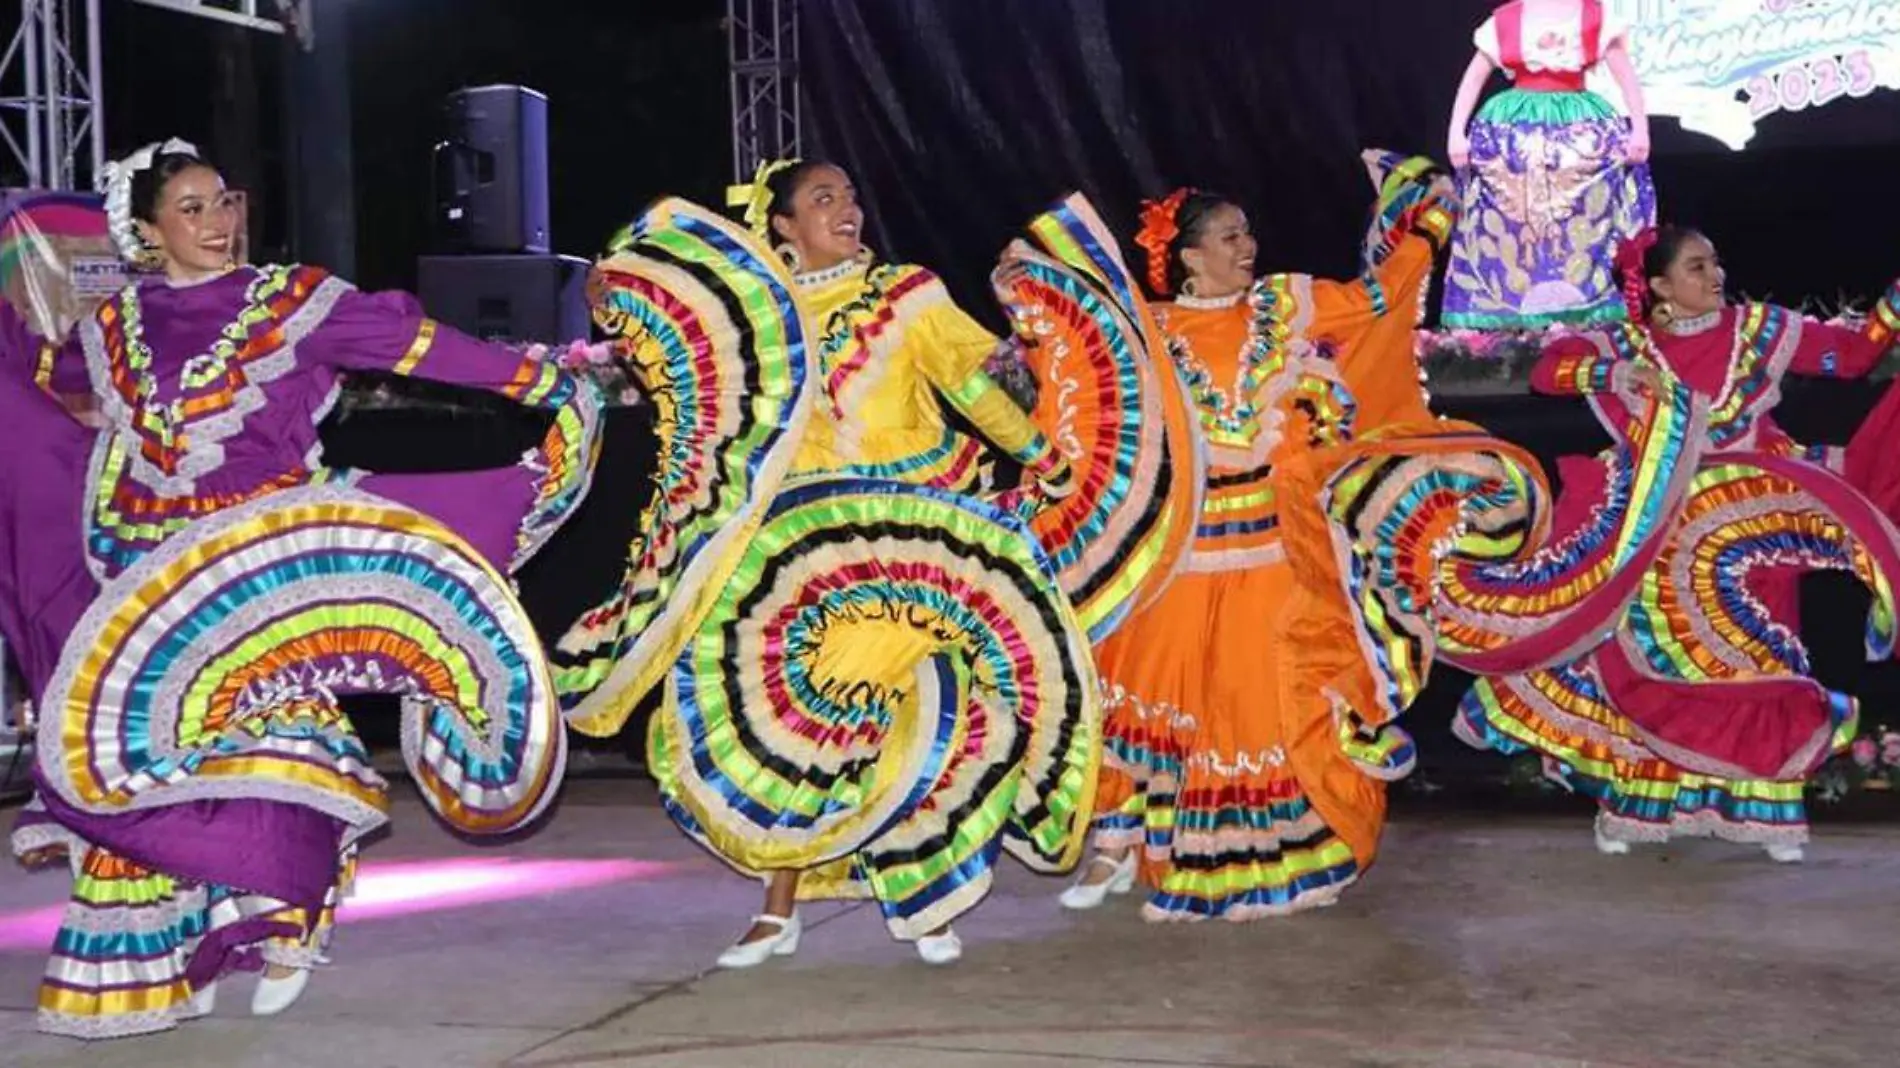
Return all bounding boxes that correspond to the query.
[1591,0,1900,148]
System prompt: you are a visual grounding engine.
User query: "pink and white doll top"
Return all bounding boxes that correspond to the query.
[1474,0,1632,82]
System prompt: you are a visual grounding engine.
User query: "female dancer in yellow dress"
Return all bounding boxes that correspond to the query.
[742,161,1075,495]
[554,161,1092,969]
[731,160,1076,961]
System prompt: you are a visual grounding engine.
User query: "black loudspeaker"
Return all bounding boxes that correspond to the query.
[433,85,551,254]
[417,254,589,343]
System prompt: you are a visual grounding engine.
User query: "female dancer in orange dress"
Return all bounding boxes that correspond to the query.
[1059,168,1457,919]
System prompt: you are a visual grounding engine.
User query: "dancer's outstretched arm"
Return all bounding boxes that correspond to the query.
[910,278,1073,493]
[1783,282,1900,379]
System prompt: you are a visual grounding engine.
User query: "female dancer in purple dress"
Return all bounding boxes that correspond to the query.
[1,139,597,1039]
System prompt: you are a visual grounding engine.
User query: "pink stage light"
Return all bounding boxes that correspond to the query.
[0,857,671,952]
[337,857,669,920]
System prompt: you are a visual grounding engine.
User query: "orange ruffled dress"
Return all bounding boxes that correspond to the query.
[1091,233,1439,920]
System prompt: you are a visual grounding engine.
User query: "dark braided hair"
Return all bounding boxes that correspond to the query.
[763,160,842,242]
[1624,225,1708,320]
[1163,191,1236,298]
[130,150,215,224]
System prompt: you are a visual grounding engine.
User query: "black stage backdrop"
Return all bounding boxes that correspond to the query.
[803,0,1900,326]
[792,0,1900,785]
[346,0,728,292]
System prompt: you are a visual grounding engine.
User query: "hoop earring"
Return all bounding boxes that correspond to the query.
[776,244,801,271]
[1180,276,1200,299]
[1649,301,1675,328]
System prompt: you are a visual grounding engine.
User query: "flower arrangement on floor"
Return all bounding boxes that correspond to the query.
[1810,725,1900,804]
[547,338,644,404]
[1415,301,1900,392]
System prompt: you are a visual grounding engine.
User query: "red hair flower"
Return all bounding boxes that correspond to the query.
[1614,227,1659,321]
[1136,188,1194,298]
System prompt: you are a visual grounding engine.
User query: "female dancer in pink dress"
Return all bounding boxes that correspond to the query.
[1457,225,1900,860]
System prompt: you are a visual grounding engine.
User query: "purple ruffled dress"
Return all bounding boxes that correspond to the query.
[1,263,599,1039]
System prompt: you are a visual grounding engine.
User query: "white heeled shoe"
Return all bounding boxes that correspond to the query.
[1058,852,1138,910]
[1764,843,1805,864]
[915,928,962,965]
[1593,824,1631,856]
[250,967,310,1017]
[715,911,801,969]
[186,980,218,1017]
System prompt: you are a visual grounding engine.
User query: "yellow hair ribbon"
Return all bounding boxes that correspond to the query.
[724,158,801,238]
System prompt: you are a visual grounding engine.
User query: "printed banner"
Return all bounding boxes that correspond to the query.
[0,188,251,340]
[1594,0,1900,148]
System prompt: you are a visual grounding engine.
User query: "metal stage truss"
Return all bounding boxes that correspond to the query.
[727,0,799,184]
[0,0,298,191]
[0,0,302,800]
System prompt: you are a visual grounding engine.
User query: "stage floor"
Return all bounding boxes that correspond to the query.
[1,779,1893,1067]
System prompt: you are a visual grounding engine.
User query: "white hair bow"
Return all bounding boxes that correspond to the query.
[97,137,200,263]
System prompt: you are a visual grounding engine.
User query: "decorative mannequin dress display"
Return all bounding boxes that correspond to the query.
[1444,0,1656,330]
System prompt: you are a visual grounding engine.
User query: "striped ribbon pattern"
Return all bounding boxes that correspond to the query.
[555,198,818,736]
[649,476,1100,937]
[994,194,1203,639]
[37,485,565,838]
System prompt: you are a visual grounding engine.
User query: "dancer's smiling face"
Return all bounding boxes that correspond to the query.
[134,161,239,282]
[1178,202,1256,299]
[770,164,865,273]
[1649,233,1726,320]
